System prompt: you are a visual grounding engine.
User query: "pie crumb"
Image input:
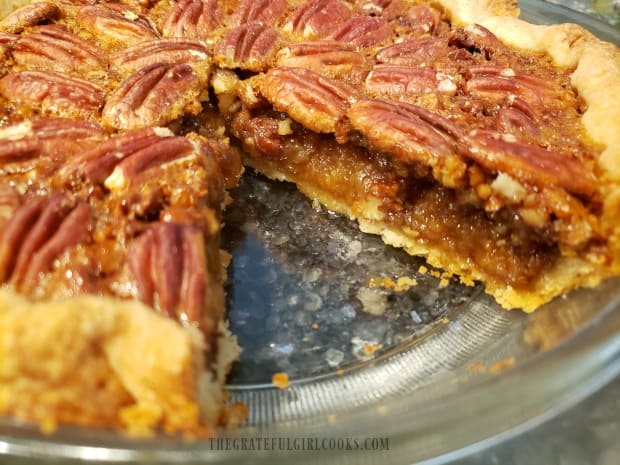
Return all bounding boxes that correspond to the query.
[272,372,290,389]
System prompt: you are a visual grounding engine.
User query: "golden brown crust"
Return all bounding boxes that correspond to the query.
[0,290,204,435]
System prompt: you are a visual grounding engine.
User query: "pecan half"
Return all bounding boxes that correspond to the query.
[230,0,287,27]
[348,99,467,187]
[0,33,16,60]
[465,130,597,197]
[0,70,106,119]
[0,2,60,34]
[365,65,456,97]
[497,98,540,137]
[0,194,89,294]
[76,4,159,48]
[374,37,450,66]
[282,0,351,38]
[262,67,356,134]
[328,16,392,48]
[58,127,197,190]
[449,25,508,59]
[13,25,107,76]
[466,65,566,107]
[102,62,203,130]
[111,38,210,77]
[276,40,367,79]
[214,22,281,72]
[128,222,210,325]
[161,0,222,39]
[0,118,105,164]
[401,4,442,35]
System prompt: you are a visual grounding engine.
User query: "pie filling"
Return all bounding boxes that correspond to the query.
[0,0,619,435]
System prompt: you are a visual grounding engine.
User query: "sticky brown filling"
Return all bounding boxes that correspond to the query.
[230,109,563,289]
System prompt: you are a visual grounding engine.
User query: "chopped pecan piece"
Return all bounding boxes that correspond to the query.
[0,194,89,294]
[262,67,356,134]
[374,37,450,66]
[282,0,351,39]
[13,25,106,76]
[214,23,281,72]
[0,70,106,119]
[276,40,367,79]
[0,118,105,164]
[111,38,210,77]
[365,65,456,97]
[128,222,211,326]
[348,99,467,188]
[0,2,60,34]
[58,127,197,190]
[466,65,566,108]
[161,0,222,39]
[465,130,597,197]
[230,0,287,26]
[102,62,203,130]
[76,4,159,48]
[328,16,392,48]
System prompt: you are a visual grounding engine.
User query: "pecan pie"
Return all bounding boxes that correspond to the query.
[0,0,619,436]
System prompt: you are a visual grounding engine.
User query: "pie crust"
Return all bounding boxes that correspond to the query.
[0,0,619,436]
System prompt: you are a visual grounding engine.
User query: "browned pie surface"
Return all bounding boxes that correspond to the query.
[0,0,619,435]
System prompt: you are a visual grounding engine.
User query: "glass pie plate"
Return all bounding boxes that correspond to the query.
[1,1,620,464]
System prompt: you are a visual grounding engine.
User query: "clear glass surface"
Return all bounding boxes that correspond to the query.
[0,1,619,464]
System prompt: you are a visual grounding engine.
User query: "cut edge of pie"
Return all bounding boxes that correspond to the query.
[228,0,620,311]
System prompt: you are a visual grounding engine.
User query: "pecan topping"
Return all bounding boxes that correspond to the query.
[466,65,566,107]
[0,118,105,163]
[282,0,352,38]
[0,2,60,34]
[262,67,356,134]
[0,70,106,119]
[365,65,456,97]
[497,100,540,137]
[76,4,159,48]
[348,99,467,187]
[102,63,203,130]
[214,23,281,72]
[128,222,209,325]
[58,127,197,190]
[465,130,597,197]
[355,0,403,18]
[13,25,106,76]
[0,33,16,60]
[230,0,287,26]
[449,25,508,59]
[111,38,210,77]
[401,4,442,35]
[0,186,20,226]
[328,16,392,48]
[374,37,450,66]
[276,40,367,79]
[161,0,222,39]
[0,194,89,294]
